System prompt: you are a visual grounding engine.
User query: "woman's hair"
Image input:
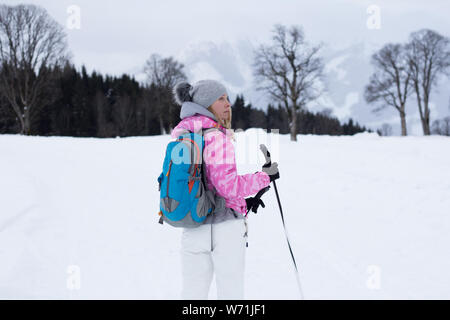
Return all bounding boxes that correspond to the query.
[207,105,236,141]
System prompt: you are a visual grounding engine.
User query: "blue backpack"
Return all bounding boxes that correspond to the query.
[157,127,223,227]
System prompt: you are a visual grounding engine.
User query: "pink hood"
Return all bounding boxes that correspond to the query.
[171,114,226,139]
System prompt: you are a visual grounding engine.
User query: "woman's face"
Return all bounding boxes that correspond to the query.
[210,94,231,121]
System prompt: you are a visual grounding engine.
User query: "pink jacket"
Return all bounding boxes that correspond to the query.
[171,114,270,215]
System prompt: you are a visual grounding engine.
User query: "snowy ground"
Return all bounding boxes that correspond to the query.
[1,131,449,299]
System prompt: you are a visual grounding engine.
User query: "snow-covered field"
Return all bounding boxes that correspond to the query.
[1,131,449,299]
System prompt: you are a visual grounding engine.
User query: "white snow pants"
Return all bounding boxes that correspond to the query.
[180,218,248,300]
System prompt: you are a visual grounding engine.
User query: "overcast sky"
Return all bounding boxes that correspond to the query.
[3,0,449,78]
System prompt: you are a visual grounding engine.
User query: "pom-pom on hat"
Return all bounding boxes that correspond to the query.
[173,79,228,108]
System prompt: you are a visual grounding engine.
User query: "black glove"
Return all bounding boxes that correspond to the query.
[262,161,280,182]
[245,185,270,214]
[245,197,265,214]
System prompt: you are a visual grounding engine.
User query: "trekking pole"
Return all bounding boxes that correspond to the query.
[260,144,305,300]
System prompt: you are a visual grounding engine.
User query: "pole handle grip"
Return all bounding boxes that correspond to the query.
[260,144,271,166]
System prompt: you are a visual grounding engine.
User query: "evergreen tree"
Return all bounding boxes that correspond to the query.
[1,62,371,137]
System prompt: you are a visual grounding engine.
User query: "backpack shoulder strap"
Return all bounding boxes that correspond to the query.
[174,126,219,137]
[199,127,223,197]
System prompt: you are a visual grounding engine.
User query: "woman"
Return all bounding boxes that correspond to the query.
[171,79,279,300]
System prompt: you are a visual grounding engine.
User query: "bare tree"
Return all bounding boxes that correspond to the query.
[252,24,324,141]
[365,43,412,136]
[143,54,186,134]
[0,4,70,135]
[406,29,450,135]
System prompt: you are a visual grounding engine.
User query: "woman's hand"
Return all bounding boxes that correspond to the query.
[245,197,265,214]
[262,162,280,182]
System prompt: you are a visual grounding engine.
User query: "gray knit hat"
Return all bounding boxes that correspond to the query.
[173,79,228,108]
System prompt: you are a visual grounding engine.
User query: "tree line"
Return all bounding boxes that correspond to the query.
[0,62,368,137]
[2,4,447,139]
